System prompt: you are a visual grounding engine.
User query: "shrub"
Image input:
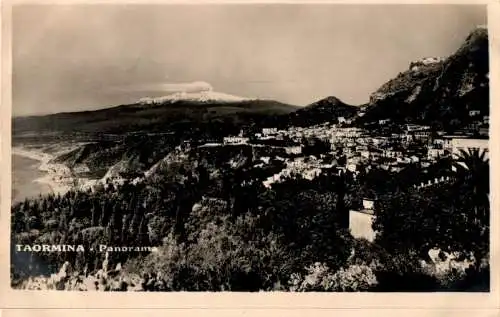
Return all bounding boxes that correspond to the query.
[288,263,378,292]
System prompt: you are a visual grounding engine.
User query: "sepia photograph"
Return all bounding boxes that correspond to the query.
[6,2,492,293]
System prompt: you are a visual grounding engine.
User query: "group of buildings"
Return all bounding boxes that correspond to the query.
[194,112,490,241]
[216,118,489,241]
[214,118,489,189]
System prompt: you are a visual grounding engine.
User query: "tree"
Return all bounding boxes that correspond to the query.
[452,148,489,263]
[374,148,489,276]
[453,148,489,211]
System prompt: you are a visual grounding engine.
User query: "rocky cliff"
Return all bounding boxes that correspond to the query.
[360,27,488,131]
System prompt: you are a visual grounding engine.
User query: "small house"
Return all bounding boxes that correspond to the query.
[469,110,481,117]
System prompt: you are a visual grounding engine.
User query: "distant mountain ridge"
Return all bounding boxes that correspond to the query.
[13,94,297,137]
[286,96,358,127]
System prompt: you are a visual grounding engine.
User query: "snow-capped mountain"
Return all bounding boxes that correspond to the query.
[138,90,252,105]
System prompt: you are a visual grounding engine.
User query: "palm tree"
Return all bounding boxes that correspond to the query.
[452,147,489,222]
[453,148,489,194]
[452,147,489,268]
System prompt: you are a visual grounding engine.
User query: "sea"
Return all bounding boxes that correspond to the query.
[12,154,52,204]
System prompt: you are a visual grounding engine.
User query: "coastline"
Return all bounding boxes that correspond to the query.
[12,147,74,197]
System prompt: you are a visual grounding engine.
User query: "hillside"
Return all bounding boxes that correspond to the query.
[287,96,359,127]
[358,27,489,131]
[13,98,298,139]
[258,96,359,130]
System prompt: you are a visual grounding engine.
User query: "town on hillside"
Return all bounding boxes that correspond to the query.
[178,111,488,239]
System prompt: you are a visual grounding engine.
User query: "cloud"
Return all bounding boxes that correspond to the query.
[110,81,213,93]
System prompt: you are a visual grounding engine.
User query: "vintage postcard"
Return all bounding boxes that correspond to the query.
[0,0,499,310]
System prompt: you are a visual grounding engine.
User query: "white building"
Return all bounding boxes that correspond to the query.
[285,146,302,155]
[382,150,403,159]
[349,209,376,242]
[413,131,431,140]
[433,138,445,146]
[409,57,445,71]
[410,155,420,163]
[346,163,357,173]
[406,124,431,132]
[260,156,271,164]
[469,110,481,117]
[397,157,412,164]
[362,198,375,210]
[223,136,249,145]
[303,168,322,180]
[372,137,389,147]
[427,148,446,160]
[262,127,278,136]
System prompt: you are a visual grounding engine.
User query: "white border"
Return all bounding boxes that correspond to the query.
[0,0,498,310]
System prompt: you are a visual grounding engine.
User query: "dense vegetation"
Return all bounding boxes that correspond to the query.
[11,143,489,291]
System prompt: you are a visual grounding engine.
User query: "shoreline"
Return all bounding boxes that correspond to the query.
[13,147,74,197]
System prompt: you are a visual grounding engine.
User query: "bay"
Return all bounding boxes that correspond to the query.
[12,154,53,204]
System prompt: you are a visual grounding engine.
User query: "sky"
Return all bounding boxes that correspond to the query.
[12,4,486,116]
